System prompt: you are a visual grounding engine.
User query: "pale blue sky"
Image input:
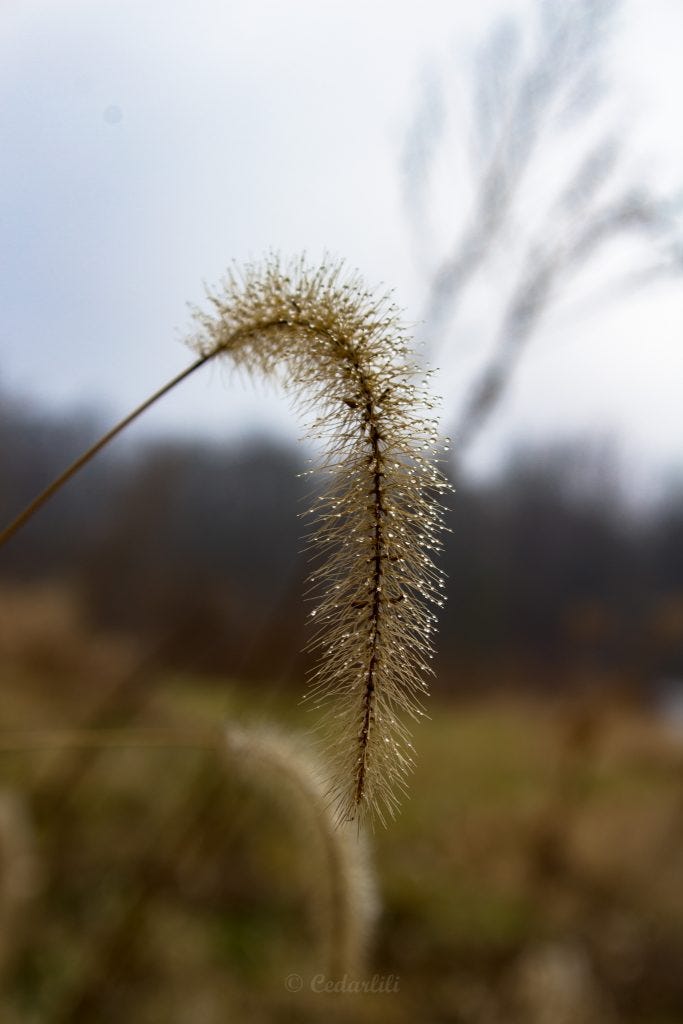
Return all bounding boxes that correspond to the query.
[2,0,683,490]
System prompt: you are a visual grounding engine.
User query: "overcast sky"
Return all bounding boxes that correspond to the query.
[2,0,683,491]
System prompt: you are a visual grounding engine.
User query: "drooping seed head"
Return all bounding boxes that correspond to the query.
[189,256,450,826]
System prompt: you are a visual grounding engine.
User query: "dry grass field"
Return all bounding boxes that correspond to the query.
[0,586,682,1022]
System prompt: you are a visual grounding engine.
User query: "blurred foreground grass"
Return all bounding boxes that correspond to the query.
[0,586,682,1022]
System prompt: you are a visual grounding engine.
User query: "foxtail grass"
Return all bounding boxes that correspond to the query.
[225,723,377,977]
[0,256,449,826]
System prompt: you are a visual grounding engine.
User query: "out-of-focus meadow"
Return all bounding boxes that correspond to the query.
[0,405,682,1023]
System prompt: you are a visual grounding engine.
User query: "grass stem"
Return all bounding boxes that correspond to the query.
[0,354,212,549]
[0,727,220,752]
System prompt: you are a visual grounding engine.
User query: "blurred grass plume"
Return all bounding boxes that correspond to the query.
[225,723,378,977]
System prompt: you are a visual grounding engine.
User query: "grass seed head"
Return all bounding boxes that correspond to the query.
[190,256,450,826]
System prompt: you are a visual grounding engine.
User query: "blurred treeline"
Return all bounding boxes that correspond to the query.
[1,392,681,696]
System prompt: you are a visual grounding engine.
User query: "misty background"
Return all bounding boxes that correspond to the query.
[1,0,682,479]
[2,3,683,1022]
[1,0,682,697]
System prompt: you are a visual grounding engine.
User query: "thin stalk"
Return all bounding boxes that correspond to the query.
[0,354,212,549]
[0,727,220,752]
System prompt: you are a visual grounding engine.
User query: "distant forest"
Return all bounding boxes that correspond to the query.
[1,393,681,697]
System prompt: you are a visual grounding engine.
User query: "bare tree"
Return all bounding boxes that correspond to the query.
[404,0,683,456]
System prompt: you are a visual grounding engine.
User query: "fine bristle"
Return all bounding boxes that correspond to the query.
[189,256,449,826]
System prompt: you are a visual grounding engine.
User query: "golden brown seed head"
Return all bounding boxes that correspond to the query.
[189,256,450,826]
